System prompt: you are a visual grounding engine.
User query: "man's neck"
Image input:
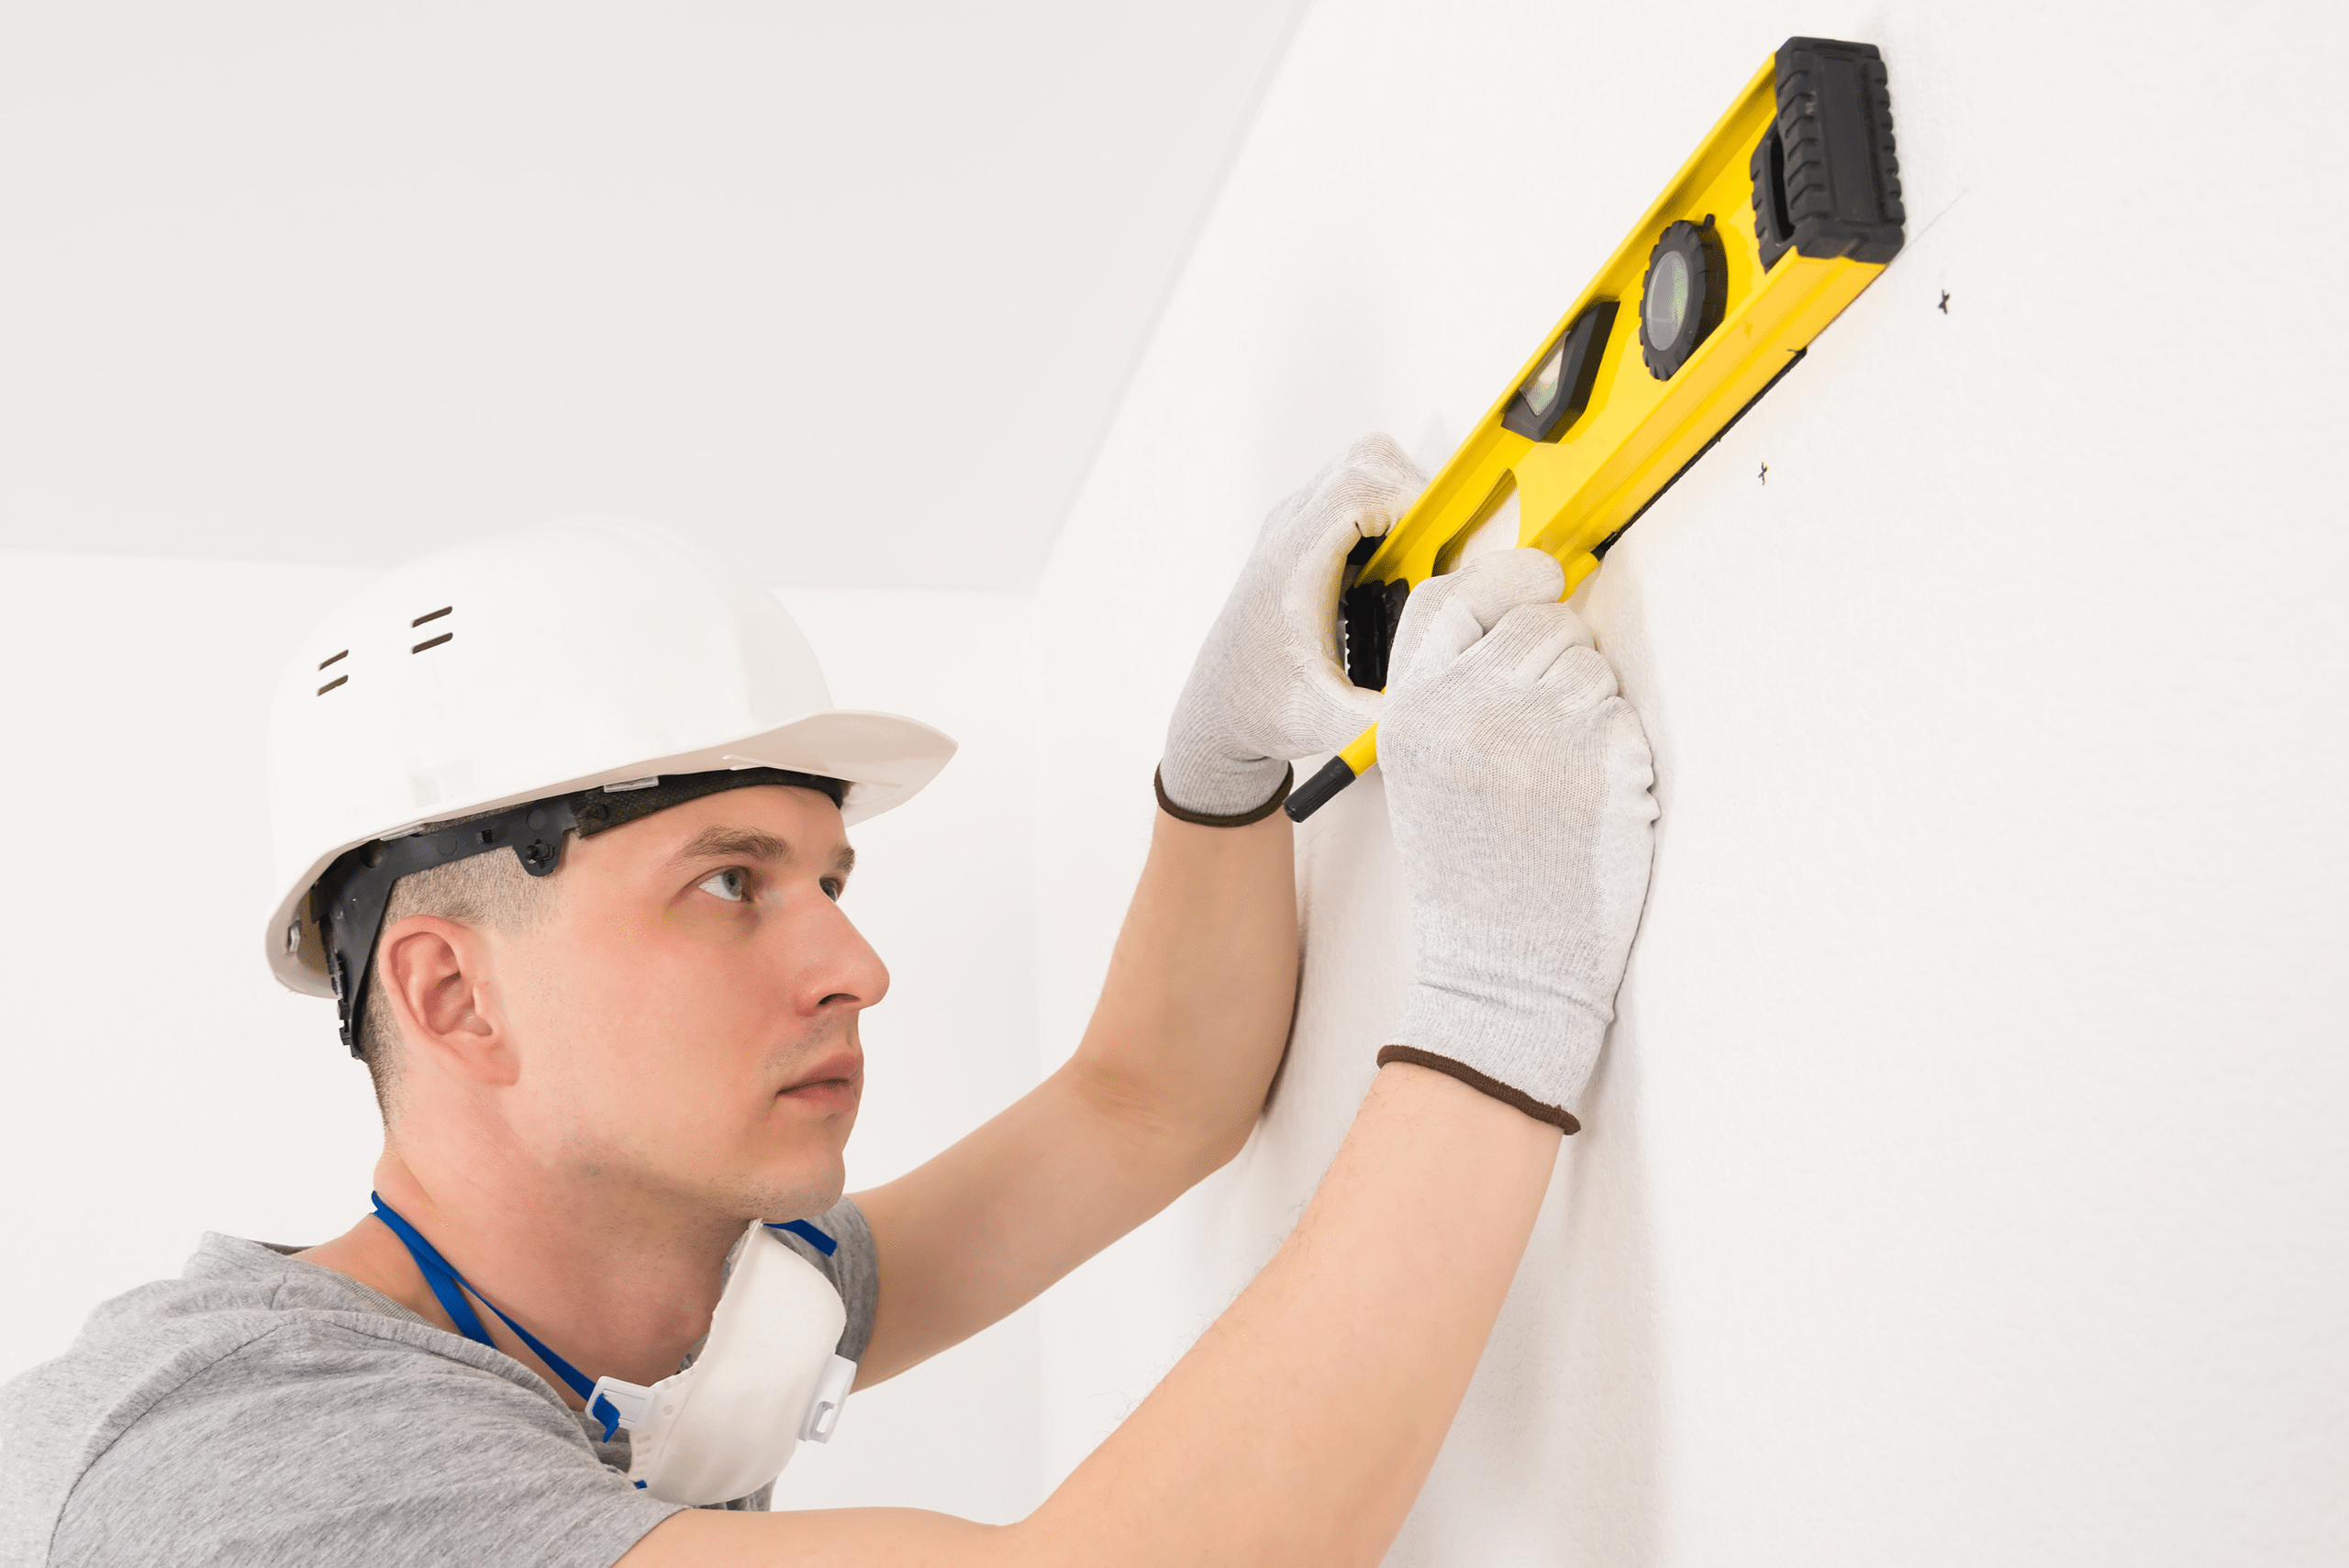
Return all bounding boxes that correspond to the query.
[295,1146,745,1405]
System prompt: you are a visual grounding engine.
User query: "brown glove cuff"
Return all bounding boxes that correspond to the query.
[1375,1046,1581,1133]
[1153,763,1294,827]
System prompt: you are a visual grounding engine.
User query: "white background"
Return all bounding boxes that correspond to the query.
[6,0,2348,1561]
[0,2,1301,587]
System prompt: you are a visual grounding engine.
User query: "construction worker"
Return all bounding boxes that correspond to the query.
[0,436,1657,1567]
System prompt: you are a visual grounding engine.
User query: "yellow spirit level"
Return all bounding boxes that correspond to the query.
[1286,36,1904,821]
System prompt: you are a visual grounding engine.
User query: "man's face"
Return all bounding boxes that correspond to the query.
[491,784,882,1223]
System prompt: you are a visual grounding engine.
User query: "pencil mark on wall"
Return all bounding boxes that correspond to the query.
[1909,184,1972,245]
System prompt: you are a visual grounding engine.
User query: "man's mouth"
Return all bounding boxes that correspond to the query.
[778,1051,863,1110]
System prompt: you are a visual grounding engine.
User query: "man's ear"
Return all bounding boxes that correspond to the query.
[378,917,518,1088]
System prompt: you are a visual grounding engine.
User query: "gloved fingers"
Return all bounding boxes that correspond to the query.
[1393,551,1572,680]
[1298,498,1393,586]
[1273,468,1423,717]
[1289,435,1390,511]
[1409,570,1578,680]
[1440,547,1568,631]
[1534,641,1623,709]
[1598,699,1662,813]
[1388,581,1475,685]
[1266,433,1423,555]
[1266,437,1423,673]
[1310,433,1426,528]
[1393,593,1486,681]
[1277,506,1376,661]
[1290,661,1386,746]
[1247,462,1319,547]
[1454,602,1599,687]
[1476,608,1624,712]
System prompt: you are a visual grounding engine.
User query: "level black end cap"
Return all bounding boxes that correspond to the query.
[1285,754,1358,823]
[1773,38,1906,265]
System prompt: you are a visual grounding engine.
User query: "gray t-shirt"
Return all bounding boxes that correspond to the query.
[0,1200,878,1568]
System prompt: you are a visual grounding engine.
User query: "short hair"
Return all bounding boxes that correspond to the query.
[356,836,561,1119]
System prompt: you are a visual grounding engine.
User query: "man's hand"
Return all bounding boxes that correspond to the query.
[1157,435,1426,818]
[1376,547,1660,1129]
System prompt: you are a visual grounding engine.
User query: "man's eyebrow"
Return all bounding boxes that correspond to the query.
[666,826,856,879]
[668,826,794,867]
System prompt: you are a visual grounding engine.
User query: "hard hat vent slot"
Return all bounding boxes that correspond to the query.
[318,650,348,671]
[317,674,348,695]
[412,606,455,654]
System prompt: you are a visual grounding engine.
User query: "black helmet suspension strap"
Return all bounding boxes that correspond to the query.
[313,798,576,1060]
[308,767,849,1060]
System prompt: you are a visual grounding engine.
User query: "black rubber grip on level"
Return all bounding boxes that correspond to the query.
[1284,754,1358,822]
[1771,38,1906,264]
[1341,578,1410,691]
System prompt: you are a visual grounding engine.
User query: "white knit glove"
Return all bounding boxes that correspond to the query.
[1375,549,1659,1130]
[1158,435,1426,821]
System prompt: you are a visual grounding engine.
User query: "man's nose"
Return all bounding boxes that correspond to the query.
[790,895,890,1016]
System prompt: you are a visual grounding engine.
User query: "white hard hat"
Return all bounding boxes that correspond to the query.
[264,517,956,1042]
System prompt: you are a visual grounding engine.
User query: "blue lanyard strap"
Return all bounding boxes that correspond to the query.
[371,1192,609,1426]
[767,1218,837,1256]
[369,1193,835,1441]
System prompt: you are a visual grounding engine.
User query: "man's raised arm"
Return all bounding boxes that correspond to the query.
[851,435,1431,1384]
[624,540,1662,1566]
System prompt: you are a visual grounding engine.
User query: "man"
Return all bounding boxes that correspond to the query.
[1,437,1657,1566]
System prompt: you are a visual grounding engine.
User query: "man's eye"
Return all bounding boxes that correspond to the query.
[698,868,750,903]
[820,878,843,903]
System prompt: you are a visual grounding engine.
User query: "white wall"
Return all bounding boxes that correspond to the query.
[1027,1,2349,1562]
[0,549,1044,1522]
[0,2,1300,588]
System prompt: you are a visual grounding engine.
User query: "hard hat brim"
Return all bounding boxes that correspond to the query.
[263,706,956,998]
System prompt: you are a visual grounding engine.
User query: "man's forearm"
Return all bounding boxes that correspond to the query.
[628,1064,1558,1568]
[1016,1062,1559,1566]
[1065,802,1298,1163]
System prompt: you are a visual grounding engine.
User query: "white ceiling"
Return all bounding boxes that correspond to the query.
[0,3,1299,589]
